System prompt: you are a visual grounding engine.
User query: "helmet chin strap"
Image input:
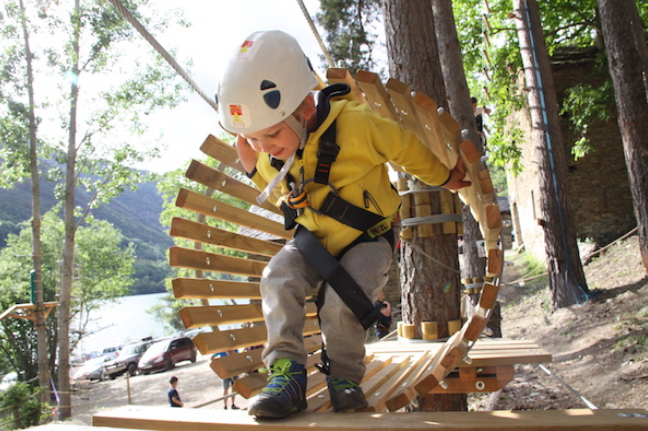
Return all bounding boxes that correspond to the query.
[284,115,308,150]
[255,115,307,205]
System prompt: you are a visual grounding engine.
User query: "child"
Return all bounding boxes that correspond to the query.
[168,376,183,408]
[216,30,470,419]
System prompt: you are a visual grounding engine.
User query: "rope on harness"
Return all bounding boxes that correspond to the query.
[106,0,219,113]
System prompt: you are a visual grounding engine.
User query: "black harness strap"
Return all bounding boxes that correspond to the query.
[319,192,385,232]
[314,121,339,185]
[293,226,382,332]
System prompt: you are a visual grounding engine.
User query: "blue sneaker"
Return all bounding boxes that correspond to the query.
[248,358,307,418]
[327,377,368,412]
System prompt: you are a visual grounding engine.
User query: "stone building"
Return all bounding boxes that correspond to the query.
[506,48,636,261]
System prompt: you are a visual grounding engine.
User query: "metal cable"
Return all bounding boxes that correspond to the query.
[106,0,219,113]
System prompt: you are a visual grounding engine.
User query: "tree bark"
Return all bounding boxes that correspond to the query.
[383,0,466,412]
[56,0,82,419]
[432,0,501,337]
[513,0,591,308]
[597,0,648,275]
[18,0,50,404]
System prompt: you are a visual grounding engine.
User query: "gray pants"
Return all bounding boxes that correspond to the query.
[261,236,392,383]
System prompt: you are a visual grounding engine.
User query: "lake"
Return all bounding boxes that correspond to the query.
[74,292,171,355]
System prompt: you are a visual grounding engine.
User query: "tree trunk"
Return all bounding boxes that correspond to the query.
[383,0,466,412]
[597,0,648,275]
[18,0,50,403]
[432,0,501,337]
[56,0,82,419]
[513,0,590,309]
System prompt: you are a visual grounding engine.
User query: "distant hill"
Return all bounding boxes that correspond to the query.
[0,177,173,295]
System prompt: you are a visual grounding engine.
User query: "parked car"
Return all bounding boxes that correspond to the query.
[103,338,154,379]
[71,354,116,382]
[138,336,197,375]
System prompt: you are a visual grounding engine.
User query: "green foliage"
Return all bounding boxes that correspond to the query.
[486,160,509,195]
[0,211,136,379]
[0,382,50,430]
[560,79,614,159]
[315,0,383,75]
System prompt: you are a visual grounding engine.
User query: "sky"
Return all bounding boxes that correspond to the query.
[135,0,328,174]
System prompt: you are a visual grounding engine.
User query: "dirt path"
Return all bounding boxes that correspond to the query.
[68,354,249,425]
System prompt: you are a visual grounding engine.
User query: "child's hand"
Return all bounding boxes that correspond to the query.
[443,158,472,191]
[235,135,259,174]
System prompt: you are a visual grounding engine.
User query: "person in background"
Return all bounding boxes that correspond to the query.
[374,291,392,340]
[213,350,240,409]
[168,376,184,408]
[471,96,491,147]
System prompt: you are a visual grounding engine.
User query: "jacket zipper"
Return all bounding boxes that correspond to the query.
[361,185,384,215]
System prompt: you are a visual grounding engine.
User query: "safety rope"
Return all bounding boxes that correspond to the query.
[106,0,219,113]
[295,0,335,68]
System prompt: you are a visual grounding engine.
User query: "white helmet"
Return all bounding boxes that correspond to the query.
[216,30,318,134]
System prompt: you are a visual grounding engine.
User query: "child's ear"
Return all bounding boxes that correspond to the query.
[302,94,316,120]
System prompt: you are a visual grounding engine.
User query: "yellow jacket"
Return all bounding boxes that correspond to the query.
[251,98,450,256]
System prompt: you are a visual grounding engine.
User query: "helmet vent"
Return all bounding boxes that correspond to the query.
[263,90,281,109]
[260,80,277,90]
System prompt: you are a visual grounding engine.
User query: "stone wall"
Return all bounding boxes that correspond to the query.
[507,51,636,261]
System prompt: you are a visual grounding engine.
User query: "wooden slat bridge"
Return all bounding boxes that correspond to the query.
[83,69,648,430]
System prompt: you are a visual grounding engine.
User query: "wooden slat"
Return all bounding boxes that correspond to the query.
[354,70,400,123]
[93,405,648,431]
[170,217,283,257]
[192,317,320,355]
[199,135,245,174]
[172,278,261,300]
[326,68,367,103]
[169,246,267,278]
[438,109,462,168]
[385,78,428,148]
[176,188,292,240]
[180,302,318,330]
[211,336,323,380]
[412,91,452,168]
[428,364,514,394]
[185,160,282,215]
[179,304,264,329]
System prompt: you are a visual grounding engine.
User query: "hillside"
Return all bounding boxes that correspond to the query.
[470,233,648,411]
[0,177,173,295]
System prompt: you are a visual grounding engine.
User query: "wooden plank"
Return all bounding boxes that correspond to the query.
[479,282,500,309]
[210,348,263,379]
[199,134,245,174]
[170,217,283,257]
[412,91,452,168]
[438,109,462,167]
[175,188,292,240]
[385,78,428,148]
[169,246,267,278]
[428,365,515,394]
[92,405,648,430]
[185,160,282,215]
[172,278,261,300]
[354,70,400,123]
[192,317,320,355]
[210,335,323,380]
[486,248,503,278]
[326,68,367,103]
[179,304,264,329]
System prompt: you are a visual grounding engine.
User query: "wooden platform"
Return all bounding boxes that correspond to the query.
[89,406,648,431]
